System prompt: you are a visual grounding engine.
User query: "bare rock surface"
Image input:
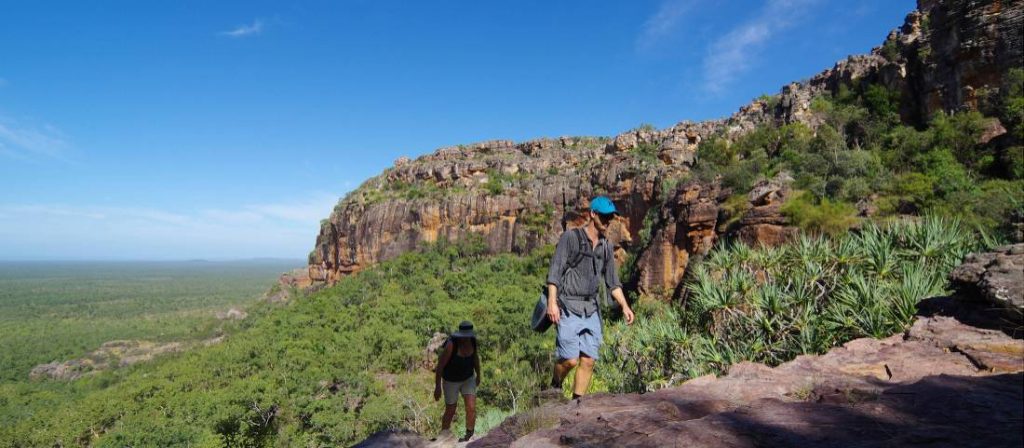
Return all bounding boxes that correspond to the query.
[352,429,481,448]
[215,307,248,320]
[29,340,183,381]
[949,243,1024,321]
[470,316,1023,447]
[635,180,720,295]
[351,430,426,448]
[278,267,313,290]
[731,173,800,248]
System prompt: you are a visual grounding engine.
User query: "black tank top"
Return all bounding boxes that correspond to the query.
[442,342,475,382]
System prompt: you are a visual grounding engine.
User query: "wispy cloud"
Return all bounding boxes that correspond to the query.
[0,117,70,161]
[637,0,698,51]
[702,0,818,93]
[0,192,344,260]
[220,19,264,38]
[246,200,335,223]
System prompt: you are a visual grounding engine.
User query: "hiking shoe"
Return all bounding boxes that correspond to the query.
[458,431,474,442]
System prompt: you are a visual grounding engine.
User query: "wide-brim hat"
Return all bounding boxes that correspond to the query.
[451,320,477,339]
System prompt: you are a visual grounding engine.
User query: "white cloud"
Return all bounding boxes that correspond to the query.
[637,0,698,51]
[220,20,264,38]
[0,192,346,260]
[246,193,339,223]
[701,0,818,93]
[0,117,70,161]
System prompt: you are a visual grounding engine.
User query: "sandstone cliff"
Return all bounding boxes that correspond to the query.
[308,0,1023,296]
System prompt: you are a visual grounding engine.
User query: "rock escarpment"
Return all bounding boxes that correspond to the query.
[309,0,1023,296]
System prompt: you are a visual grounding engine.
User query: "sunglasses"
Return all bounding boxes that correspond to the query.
[596,212,616,222]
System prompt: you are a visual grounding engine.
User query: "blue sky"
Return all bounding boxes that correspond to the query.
[0,0,914,260]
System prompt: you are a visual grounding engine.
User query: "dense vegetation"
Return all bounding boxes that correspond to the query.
[696,69,1024,240]
[0,242,552,447]
[2,216,996,446]
[598,217,990,392]
[0,261,297,383]
[0,260,298,446]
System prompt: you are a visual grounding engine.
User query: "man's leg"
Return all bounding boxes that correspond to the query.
[552,357,578,388]
[573,315,603,398]
[572,354,595,397]
[552,310,581,389]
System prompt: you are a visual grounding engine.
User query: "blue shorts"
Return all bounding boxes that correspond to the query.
[555,308,602,361]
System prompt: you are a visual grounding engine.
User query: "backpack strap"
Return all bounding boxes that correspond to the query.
[546,228,598,302]
[562,228,592,277]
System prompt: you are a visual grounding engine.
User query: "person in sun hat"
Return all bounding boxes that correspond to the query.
[543,196,635,401]
[433,320,481,442]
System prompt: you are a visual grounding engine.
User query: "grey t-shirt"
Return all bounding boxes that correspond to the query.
[546,228,622,317]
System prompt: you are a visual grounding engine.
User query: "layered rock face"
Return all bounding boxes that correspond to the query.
[633,180,721,295]
[309,0,1023,295]
[310,137,689,286]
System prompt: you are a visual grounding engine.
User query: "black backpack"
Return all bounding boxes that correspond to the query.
[530,228,611,332]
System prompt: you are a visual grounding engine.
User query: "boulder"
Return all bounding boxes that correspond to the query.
[949,244,1024,322]
[656,137,696,166]
[731,174,799,247]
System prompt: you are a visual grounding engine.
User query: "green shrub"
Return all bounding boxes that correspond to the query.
[520,204,555,235]
[781,191,859,236]
[929,110,991,172]
[483,169,526,196]
[863,84,901,123]
[881,39,900,61]
[1002,68,1024,141]
[634,142,661,165]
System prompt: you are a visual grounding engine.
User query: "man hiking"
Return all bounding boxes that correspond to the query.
[545,196,635,399]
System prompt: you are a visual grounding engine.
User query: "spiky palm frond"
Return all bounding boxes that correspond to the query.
[599,216,987,393]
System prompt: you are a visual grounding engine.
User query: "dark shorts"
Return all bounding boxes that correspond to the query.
[441,374,476,405]
[555,309,602,360]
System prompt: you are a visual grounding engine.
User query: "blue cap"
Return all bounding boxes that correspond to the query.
[590,196,618,215]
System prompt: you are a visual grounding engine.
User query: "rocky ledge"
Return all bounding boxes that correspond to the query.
[470,315,1022,448]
